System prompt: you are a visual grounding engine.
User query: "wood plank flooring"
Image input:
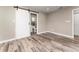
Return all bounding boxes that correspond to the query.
[0,32,79,52]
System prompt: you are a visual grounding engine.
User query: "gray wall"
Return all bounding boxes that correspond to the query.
[38,13,47,33]
[47,7,79,37]
[0,6,79,41]
[0,6,15,41]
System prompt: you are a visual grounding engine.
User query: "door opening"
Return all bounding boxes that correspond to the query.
[30,13,37,35]
[73,8,79,39]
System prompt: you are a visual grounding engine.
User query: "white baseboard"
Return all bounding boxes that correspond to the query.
[0,31,73,43]
[37,31,74,39]
[0,32,47,44]
[0,35,30,44]
[37,31,48,34]
[47,31,74,39]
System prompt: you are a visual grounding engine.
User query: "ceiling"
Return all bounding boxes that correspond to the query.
[22,6,61,13]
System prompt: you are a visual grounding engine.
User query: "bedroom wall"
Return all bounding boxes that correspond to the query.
[0,6,47,41]
[37,13,47,33]
[0,6,15,41]
[0,6,79,41]
[47,6,79,37]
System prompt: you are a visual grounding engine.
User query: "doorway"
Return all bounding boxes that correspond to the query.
[30,13,37,35]
[73,8,79,39]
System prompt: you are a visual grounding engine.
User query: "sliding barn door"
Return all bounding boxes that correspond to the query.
[16,9,30,37]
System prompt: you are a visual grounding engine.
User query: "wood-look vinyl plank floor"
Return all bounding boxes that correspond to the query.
[0,32,79,52]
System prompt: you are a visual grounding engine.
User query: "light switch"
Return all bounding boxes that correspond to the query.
[65,20,71,23]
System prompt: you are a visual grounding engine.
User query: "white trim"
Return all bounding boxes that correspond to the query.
[37,13,39,34]
[29,12,38,34]
[0,31,73,44]
[0,35,29,44]
[72,9,75,39]
[37,31,73,39]
[37,31,47,34]
[72,8,79,11]
[72,8,79,38]
[0,31,47,44]
[47,31,74,39]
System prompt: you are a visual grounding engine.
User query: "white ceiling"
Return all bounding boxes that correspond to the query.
[22,6,61,13]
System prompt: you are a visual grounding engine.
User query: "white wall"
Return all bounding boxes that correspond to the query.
[47,7,79,37]
[0,6,15,41]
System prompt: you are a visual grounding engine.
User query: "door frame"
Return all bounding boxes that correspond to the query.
[72,8,79,38]
[29,12,38,34]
